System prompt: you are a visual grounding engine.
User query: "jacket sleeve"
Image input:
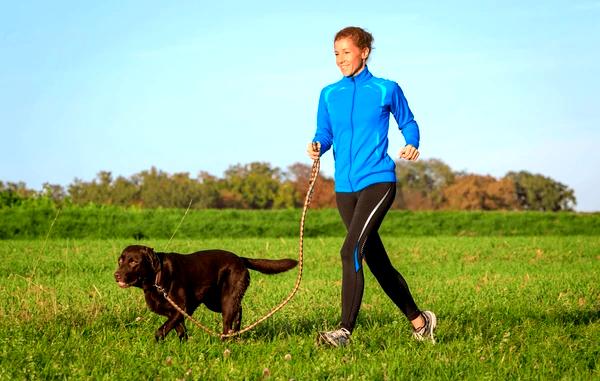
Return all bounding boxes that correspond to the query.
[313,88,333,155]
[390,82,420,149]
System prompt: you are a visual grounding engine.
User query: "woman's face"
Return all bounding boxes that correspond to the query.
[334,37,369,77]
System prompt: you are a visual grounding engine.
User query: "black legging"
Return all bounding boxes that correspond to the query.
[336,181,421,332]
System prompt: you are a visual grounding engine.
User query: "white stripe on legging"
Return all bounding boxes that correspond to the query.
[354,186,392,270]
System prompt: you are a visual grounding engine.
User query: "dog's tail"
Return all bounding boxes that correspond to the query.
[242,258,298,274]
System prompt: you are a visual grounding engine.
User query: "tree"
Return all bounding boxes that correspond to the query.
[222,162,286,209]
[0,181,35,207]
[286,162,336,208]
[6,161,577,211]
[194,171,222,209]
[135,167,204,208]
[395,159,455,210]
[41,183,67,205]
[68,171,114,205]
[273,181,299,209]
[505,171,576,211]
[442,174,519,210]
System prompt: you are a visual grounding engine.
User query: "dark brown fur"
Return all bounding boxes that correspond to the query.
[114,245,297,340]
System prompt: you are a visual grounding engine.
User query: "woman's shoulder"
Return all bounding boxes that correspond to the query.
[321,77,345,91]
[319,78,348,101]
[371,76,408,100]
[370,74,401,89]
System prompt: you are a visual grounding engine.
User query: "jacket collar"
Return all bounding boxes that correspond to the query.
[341,65,373,83]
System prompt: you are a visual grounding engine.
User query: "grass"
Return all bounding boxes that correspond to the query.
[2,205,600,239]
[0,236,598,380]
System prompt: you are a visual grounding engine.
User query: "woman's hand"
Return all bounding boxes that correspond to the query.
[307,142,321,160]
[399,144,420,161]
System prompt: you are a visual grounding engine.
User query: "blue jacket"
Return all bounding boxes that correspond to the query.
[313,66,420,192]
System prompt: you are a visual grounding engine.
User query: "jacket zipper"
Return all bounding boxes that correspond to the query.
[348,77,356,192]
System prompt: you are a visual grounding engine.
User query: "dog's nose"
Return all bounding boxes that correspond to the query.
[114,272,121,281]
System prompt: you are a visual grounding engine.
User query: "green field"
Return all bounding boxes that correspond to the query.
[2,205,600,239]
[0,234,598,380]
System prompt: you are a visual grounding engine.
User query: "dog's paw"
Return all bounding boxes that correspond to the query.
[154,329,167,342]
[178,332,189,342]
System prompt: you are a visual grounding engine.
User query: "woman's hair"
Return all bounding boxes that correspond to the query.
[334,26,374,57]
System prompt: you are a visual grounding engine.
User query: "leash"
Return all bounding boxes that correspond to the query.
[30,207,61,278]
[164,199,193,252]
[154,143,321,339]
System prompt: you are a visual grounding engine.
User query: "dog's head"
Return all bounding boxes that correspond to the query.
[114,245,161,289]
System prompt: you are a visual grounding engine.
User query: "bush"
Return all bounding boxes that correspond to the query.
[0,205,598,240]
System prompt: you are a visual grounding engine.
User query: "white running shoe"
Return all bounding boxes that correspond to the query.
[412,311,437,344]
[317,328,351,347]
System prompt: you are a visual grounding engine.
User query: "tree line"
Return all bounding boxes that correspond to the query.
[0,159,576,211]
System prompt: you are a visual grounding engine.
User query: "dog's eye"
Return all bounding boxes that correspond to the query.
[129,260,138,267]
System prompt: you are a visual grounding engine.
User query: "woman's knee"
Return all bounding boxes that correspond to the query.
[340,241,355,260]
[340,238,360,266]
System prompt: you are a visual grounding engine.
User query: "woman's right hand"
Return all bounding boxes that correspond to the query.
[306,142,321,160]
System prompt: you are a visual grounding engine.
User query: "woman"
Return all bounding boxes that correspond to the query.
[307,26,436,347]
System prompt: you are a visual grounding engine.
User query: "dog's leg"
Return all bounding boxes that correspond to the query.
[233,306,243,332]
[220,304,243,339]
[220,271,249,338]
[155,312,185,341]
[221,305,237,337]
[175,322,188,341]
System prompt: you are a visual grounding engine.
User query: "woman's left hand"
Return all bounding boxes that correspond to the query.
[399,144,420,161]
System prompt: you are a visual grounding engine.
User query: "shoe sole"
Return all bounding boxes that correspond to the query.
[424,311,437,344]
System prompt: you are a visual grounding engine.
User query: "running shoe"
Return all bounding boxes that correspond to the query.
[317,328,351,347]
[412,310,437,344]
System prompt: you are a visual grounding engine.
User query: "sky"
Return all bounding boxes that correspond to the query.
[1,1,599,211]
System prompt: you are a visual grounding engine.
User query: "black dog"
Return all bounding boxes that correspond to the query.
[114,245,297,340]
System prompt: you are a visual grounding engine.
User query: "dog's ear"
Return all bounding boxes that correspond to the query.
[141,246,160,272]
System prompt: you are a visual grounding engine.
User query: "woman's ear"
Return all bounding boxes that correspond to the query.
[361,47,370,60]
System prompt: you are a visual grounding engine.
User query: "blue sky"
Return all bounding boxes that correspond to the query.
[1,1,599,211]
